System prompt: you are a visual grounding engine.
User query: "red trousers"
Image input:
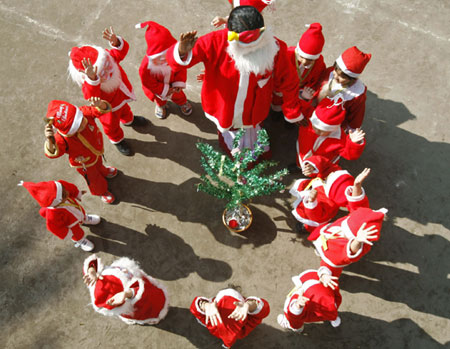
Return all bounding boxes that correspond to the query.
[154,90,187,107]
[98,103,134,144]
[76,158,109,196]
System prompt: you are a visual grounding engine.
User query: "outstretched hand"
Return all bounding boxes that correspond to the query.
[355,222,378,245]
[301,163,315,177]
[106,291,126,307]
[103,26,119,47]
[349,128,365,144]
[83,267,102,286]
[178,31,198,57]
[204,301,223,326]
[228,301,249,322]
[320,274,339,290]
[354,168,371,186]
[293,295,310,309]
[211,16,228,28]
[80,58,98,80]
[301,87,315,100]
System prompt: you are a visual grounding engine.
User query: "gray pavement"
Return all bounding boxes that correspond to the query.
[1,0,449,348]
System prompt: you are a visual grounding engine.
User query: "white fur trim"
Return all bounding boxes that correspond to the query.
[312,128,341,152]
[65,107,84,136]
[289,179,309,197]
[336,55,360,78]
[110,36,124,51]
[111,98,135,112]
[310,111,340,132]
[173,42,193,66]
[171,81,186,88]
[288,297,304,315]
[312,224,351,268]
[50,181,63,207]
[317,266,332,278]
[346,238,364,259]
[284,112,304,123]
[245,296,264,315]
[291,208,322,227]
[324,170,350,197]
[83,254,104,275]
[345,186,366,202]
[232,72,249,128]
[326,71,366,101]
[303,160,319,174]
[295,45,320,60]
[84,75,101,86]
[149,49,168,60]
[160,83,170,99]
[216,288,245,303]
[194,297,213,315]
[376,208,388,215]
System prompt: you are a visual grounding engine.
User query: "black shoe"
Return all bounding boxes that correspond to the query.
[295,222,309,234]
[129,115,148,127]
[288,163,302,174]
[115,140,132,156]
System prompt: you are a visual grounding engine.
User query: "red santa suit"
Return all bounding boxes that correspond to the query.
[310,207,387,277]
[167,26,304,152]
[44,100,113,196]
[137,21,188,108]
[272,23,326,111]
[69,37,136,144]
[190,288,270,348]
[83,255,169,325]
[314,46,371,130]
[297,100,365,178]
[280,269,341,331]
[20,180,90,242]
[290,170,369,232]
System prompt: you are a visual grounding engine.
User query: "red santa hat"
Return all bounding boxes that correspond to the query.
[229,0,276,12]
[93,274,125,310]
[342,207,387,241]
[310,99,346,132]
[335,46,371,78]
[19,180,63,207]
[135,21,176,58]
[46,100,84,137]
[69,45,108,75]
[296,23,325,60]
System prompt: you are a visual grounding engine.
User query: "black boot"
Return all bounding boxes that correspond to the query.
[115,140,132,156]
[295,222,309,235]
[129,115,148,127]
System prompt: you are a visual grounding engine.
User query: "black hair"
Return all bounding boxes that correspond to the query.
[333,62,357,82]
[228,6,264,33]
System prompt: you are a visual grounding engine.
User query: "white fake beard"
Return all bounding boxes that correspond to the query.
[147,60,172,77]
[67,54,120,93]
[100,59,121,93]
[226,28,279,76]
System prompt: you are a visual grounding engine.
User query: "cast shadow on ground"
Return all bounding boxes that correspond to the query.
[89,222,232,282]
[108,175,278,249]
[155,307,445,349]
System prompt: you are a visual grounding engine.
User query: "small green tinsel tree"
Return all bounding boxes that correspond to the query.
[196,129,289,210]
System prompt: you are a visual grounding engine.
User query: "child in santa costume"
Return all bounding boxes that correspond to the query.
[313,46,371,131]
[136,21,192,119]
[19,179,98,251]
[277,268,341,332]
[83,254,169,325]
[168,5,304,157]
[44,97,117,204]
[272,22,327,113]
[69,27,148,156]
[309,207,387,277]
[290,167,370,234]
[190,288,270,348]
[293,98,366,178]
[211,0,276,28]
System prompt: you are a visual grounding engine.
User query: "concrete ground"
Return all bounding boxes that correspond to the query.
[1,0,449,348]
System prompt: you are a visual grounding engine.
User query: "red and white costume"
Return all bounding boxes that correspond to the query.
[272,23,326,111]
[69,37,136,144]
[227,0,276,12]
[314,46,371,130]
[83,255,169,325]
[44,100,112,196]
[137,21,188,108]
[281,269,341,330]
[167,28,304,152]
[20,180,89,242]
[290,170,369,232]
[310,207,387,277]
[191,288,270,348]
[297,101,366,178]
